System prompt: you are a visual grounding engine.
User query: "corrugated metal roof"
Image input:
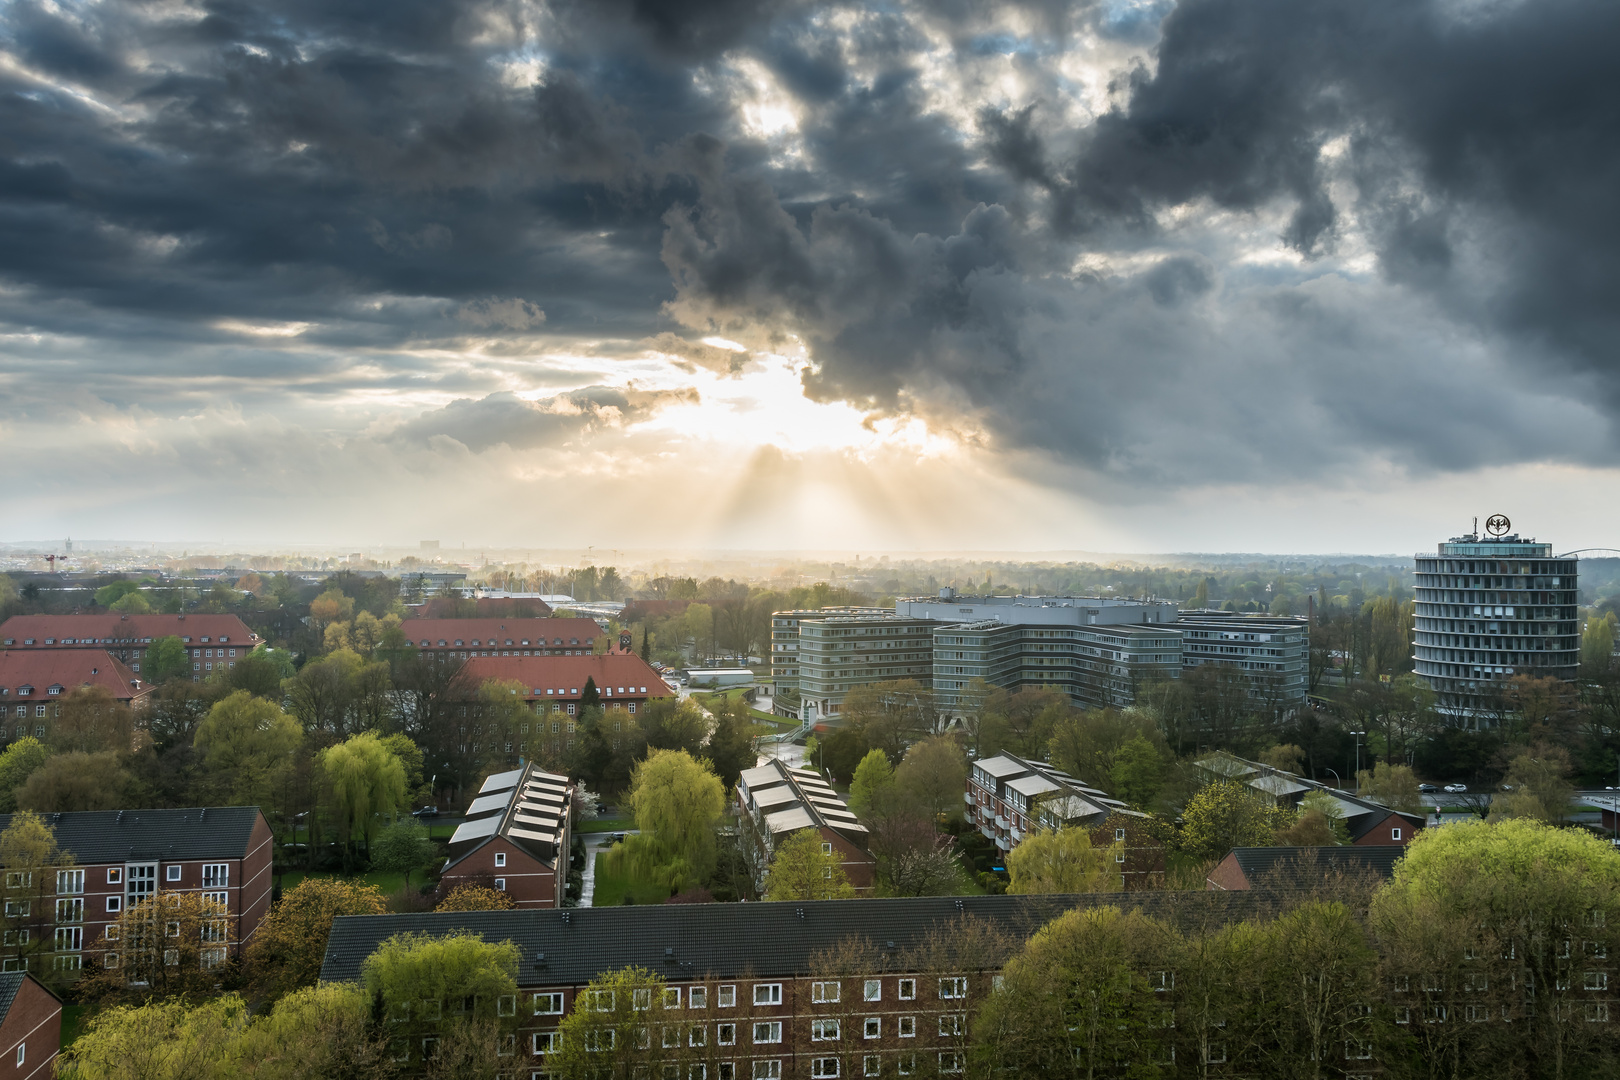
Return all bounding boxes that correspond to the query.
[0,807,263,863]
[319,893,1272,986]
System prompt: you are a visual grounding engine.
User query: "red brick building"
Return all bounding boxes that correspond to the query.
[0,807,274,974]
[460,654,674,760]
[1192,750,1424,846]
[399,618,602,660]
[441,763,574,908]
[0,650,151,745]
[0,613,261,680]
[408,597,554,619]
[0,973,60,1080]
[1206,845,1407,891]
[737,760,876,895]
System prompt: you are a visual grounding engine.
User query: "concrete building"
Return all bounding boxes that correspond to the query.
[0,614,261,679]
[966,753,1163,887]
[793,615,938,722]
[737,760,874,895]
[769,608,888,713]
[930,619,1182,712]
[1174,610,1309,712]
[441,763,574,909]
[1412,524,1579,726]
[893,593,1177,627]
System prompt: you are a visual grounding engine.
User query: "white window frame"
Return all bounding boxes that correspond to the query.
[495,852,507,868]
[898,1016,916,1038]
[898,978,915,1000]
[752,1062,782,1080]
[753,983,782,1006]
[938,977,967,1000]
[863,979,881,1002]
[811,1018,840,1041]
[717,1023,736,1046]
[166,865,182,882]
[811,1057,840,1078]
[533,992,564,1015]
[752,1021,782,1045]
[718,984,736,1007]
[863,1017,880,1039]
[812,981,840,1003]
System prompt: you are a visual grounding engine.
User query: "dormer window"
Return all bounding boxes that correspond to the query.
[201,637,210,643]
[17,687,31,697]
[44,639,54,645]
[22,640,32,646]
[455,640,463,646]
[219,636,228,643]
[182,637,191,643]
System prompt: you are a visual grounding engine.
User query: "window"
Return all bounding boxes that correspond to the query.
[1395,1006,1411,1025]
[938,1052,964,1074]
[752,1022,782,1044]
[1391,828,1402,841]
[495,853,507,868]
[811,1019,840,1041]
[1393,975,1409,993]
[55,897,82,924]
[1587,1003,1609,1023]
[634,988,652,1010]
[534,1031,560,1054]
[754,983,782,1006]
[717,1023,736,1046]
[494,878,506,891]
[863,1056,880,1077]
[496,994,516,1017]
[752,1063,782,1080]
[497,1033,515,1057]
[591,990,615,1011]
[718,985,736,1007]
[690,987,708,1008]
[864,1018,880,1039]
[811,1058,840,1078]
[1206,1043,1227,1064]
[1151,971,1174,992]
[690,1025,707,1048]
[663,1026,681,1049]
[56,870,83,895]
[107,868,122,885]
[1585,972,1608,991]
[664,987,683,1009]
[202,891,228,907]
[898,978,916,1000]
[4,872,29,889]
[898,1016,915,1038]
[420,1000,442,1021]
[812,981,840,1003]
[938,977,966,1000]
[533,992,564,1015]
[584,1030,614,1052]
[938,1014,965,1037]
[863,979,881,1002]
[896,1054,915,1075]
[163,949,179,966]
[1464,1005,1488,1023]
[166,865,182,882]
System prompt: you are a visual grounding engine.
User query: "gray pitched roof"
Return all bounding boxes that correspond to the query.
[319,892,1271,986]
[0,972,57,1023]
[1227,845,1407,884]
[0,807,264,864]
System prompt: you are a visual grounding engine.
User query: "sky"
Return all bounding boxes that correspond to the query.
[2,0,1619,555]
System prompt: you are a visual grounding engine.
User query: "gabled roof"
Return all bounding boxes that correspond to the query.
[319,892,1274,987]
[1220,845,1407,886]
[445,762,574,872]
[0,971,59,1022]
[399,619,600,648]
[0,807,265,863]
[0,613,259,647]
[738,759,868,844]
[0,650,149,704]
[973,755,1028,778]
[459,655,673,701]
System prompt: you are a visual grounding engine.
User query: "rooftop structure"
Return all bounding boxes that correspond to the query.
[0,613,260,681]
[736,759,874,894]
[1412,521,1579,726]
[792,615,937,722]
[894,593,1177,627]
[1206,846,1409,891]
[397,618,601,658]
[442,762,575,908]
[1191,751,1422,846]
[0,650,150,742]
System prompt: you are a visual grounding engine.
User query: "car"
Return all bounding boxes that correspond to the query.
[412,806,440,818]
[1443,783,1468,794]
[1417,783,1440,794]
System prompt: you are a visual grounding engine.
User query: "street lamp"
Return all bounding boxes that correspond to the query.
[1322,767,1342,790]
[1349,731,1366,790]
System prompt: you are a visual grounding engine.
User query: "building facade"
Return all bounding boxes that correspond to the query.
[0,651,151,747]
[458,654,674,763]
[0,973,60,1080]
[965,754,1163,887]
[1411,528,1579,725]
[400,618,602,660]
[769,609,888,715]
[736,761,875,895]
[442,764,574,909]
[793,617,938,722]
[0,614,261,679]
[929,619,1182,713]
[1192,751,1424,846]
[0,807,274,976]
[1174,610,1309,712]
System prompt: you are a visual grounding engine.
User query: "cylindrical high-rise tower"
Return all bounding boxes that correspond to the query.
[1412,517,1579,726]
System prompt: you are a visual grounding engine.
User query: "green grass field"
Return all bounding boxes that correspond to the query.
[692,688,792,729]
[577,817,633,834]
[276,869,413,897]
[591,851,673,907]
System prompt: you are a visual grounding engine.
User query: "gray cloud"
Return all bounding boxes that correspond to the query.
[387,386,699,453]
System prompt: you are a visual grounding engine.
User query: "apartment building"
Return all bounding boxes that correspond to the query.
[458,654,674,761]
[1192,751,1423,846]
[0,807,273,975]
[1174,610,1309,711]
[0,651,151,747]
[0,614,261,679]
[966,754,1163,888]
[441,764,574,909]
[736,761,875,894]
[399,618,601,660]
[1206,846,1407,891]
[0,973,60,1080]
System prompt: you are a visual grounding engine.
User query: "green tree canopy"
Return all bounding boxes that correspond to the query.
[319,732,407,862]
[144,635,192,683]
[370,817,436,888]
[1004,827,1122,895]
[847,748,895,818]
[16,751,134,812]
[626,749,725,887]
[194,690,302,807]
[0,737,49,813]
[244,878,387,1000]
[764,829,855,901]
[895,735,968,823]
[1179,780,1294,861]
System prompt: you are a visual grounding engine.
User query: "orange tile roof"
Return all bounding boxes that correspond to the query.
[399,618,600,649]
[462,654,674,700]
[0,613,259,647]
[0,649,150,703]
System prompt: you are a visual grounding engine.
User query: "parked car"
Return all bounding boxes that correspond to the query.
[412,806,441,818]
[1418,783,1440,794]
[1443,783,1468,793]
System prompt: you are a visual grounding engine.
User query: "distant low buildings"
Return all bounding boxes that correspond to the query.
[1192,751,1423,846]
[736,760,875,894]
[0,613,261,679]
[398,618,601,659]
[442,763,575,909]
[458,653,674,761]
[966,753,1163,888]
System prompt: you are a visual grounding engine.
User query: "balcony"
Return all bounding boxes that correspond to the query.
[963,792,974,806]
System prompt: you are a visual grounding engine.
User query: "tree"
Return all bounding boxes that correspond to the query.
[1357,760,1422,814]
[80,891,238,1002]
[320,732,407,866]
[847,749,895,818]
[0,737,49,812]
[626,749,725,888]
[1582,611,1617,675]
[108,589,152,614]
[245,878,387,1000]
[550,966,678,1080]
[1109,734,1169,808]
[764,829,854,901]
[16,751,134,812]
[1005,827,1122,894]
[224,983,395,1080]
[1489,746,1575,825]
[435,883,516,912]
[1179,780,1295,860]
[194,690,302,807]
[378,732,431,806]
[308,588,354,633]
[868,812,964,897]
[704,696,759,792]
[59,994,252,1080]
[371,818,435,889]
[359,931,522,1073]
[49,686,135,755]
[94,580,143,608]
[638,696,711,755]
[894,735,968,823]
[0,811,75,989]
[144,635,192,683]
[580,676,601,710]
[223,651,290,700]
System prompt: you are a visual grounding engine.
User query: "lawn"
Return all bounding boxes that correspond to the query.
[692,688,790,729]
[276,869,413,897]
[577,816,633,834]
[591,851,673,907]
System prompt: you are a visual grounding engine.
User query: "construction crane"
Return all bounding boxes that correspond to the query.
[18,554,69,571]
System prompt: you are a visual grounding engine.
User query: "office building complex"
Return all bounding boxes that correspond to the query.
[930,619,1182,712]
[1412,523,1579,725]
[1174,610,1309,711]
[792,615,938,721]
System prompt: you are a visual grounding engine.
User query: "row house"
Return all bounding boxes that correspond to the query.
[322,896,1224,1080]
[1192,750,1424,846]
[0,807,273,975]
[0,614,261,679]
[0,651,151,747]
[967,754,1163,888]
[401,619,601,661]
[459,654,674,761]
[441,764,575,909]
[737,761,876,895]
[0,973,60,1080]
